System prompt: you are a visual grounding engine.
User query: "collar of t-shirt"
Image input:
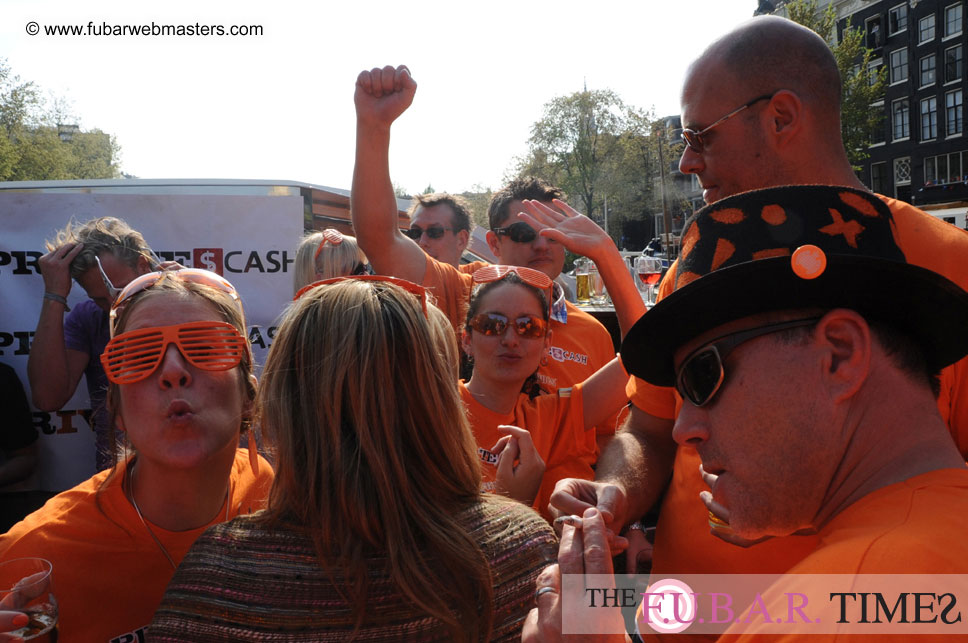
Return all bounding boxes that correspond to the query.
[551,282,567,324]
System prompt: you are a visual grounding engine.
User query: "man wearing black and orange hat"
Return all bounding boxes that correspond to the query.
[550,15,968,585]
[524,184,968,642]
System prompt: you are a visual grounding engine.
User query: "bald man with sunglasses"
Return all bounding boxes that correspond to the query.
[351,65,629,457]
[550,14,968,583]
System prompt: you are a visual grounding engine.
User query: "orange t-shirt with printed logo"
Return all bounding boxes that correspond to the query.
[0,450,273,642]
[425,254,619,444]
[460,381,594,521]
[625,194,968,583]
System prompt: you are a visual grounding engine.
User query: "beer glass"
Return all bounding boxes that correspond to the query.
[575,257,591,305]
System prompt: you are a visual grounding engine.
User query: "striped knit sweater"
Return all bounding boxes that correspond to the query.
[149,495,557,641]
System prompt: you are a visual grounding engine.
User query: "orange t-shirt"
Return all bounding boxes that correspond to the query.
[458,260,490,275]
[638,469,968,643]
[0,450,273,642]
[460,381,594,521]
[424,254,618,441]
[626,195,968,579]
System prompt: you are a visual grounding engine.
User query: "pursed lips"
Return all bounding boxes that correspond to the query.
[166,399,194,419]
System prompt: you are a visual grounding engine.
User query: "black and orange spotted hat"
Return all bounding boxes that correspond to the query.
[621,185,968,386]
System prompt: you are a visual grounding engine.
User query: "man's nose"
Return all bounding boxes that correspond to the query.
[672,402,710,447]
[679,144,704,175]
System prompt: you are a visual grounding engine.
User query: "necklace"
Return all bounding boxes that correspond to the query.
[127,461,230,571]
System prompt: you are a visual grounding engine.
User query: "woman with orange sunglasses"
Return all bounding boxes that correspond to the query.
[0,270,274,641]
[462,262,641,520]
[456,199,647,520]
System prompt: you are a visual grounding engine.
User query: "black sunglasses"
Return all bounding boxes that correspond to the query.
[404,225,451,240]
[676,317,821,407]
[467,312,548,339]
[492,221,537,243]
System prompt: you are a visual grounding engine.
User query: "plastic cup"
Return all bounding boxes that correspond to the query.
[0,558,58,641]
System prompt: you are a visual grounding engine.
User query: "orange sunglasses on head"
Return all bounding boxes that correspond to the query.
[313,229,345,260]
[100,321,248,385]
[109,268,242,334]
[293,275,429,316]
[471,265,554,309]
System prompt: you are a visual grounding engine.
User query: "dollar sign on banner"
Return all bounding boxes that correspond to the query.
[191,248,224,276]
[200,251,216,270]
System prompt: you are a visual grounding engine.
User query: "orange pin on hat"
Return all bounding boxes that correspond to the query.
[791,244,827,280]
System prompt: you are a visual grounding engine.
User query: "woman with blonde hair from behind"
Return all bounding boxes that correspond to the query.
[151,277,558,641]
[292,228,369,294]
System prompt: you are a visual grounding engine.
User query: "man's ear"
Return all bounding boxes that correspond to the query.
[767,90,802,144]
[456,229,470,254]
[137,254,153,275]
[485,230,502,259]
[814,309,871,404]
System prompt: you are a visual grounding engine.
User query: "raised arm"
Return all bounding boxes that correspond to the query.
[518,199,645,336]
[351,65,428,283]
[27,242,89,410]
[579,358,629,431]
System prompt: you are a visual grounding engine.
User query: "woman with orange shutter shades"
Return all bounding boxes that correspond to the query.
[0,269,273,641]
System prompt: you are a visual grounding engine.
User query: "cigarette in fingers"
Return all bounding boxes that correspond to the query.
[553,514,583,530]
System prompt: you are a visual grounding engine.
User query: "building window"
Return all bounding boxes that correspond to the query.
[871,162,888,193]
[921,96,939,140]
[947,89,964,135]
[925,151,965,183]
[944,3,963,38]
[945,45,964,82]
[893,99,911,140]
[890,4,909,34]
[920,14,937,43]
[867,16,883,48]
[895,157,912,185]
[869,61,884,87]
[872,103,887,144]
[890,48,910,83]
[920,55,937,86]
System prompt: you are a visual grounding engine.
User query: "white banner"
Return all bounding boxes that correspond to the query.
[0,190,303,491]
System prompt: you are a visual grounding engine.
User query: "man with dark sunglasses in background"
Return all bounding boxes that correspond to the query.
[28,217,158,471]
[404,192,473,268]
[351,64,625,459]
[551,14,968,588]
[525,185,968,642]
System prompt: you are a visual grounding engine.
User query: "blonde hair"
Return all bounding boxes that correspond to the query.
[46,216,155,279]
[292,230,368,294]
[258,280,491,640]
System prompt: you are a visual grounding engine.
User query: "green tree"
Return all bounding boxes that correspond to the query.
[521,89,633,220]
[459,184,494,229]
[785,0,887,169]
[0,59,122,181]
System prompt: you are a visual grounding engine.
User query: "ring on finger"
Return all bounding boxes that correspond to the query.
[534,586,557,602]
